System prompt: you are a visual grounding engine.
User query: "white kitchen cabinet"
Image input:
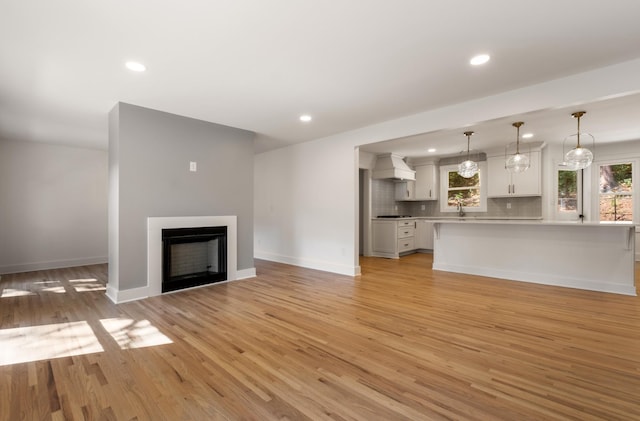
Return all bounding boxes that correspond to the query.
[487,150,541,197]
[394,181,415,201]
[395,164,437,201]
[414,164,438,200]
[415,220,434,249]
[398,236,415,253]
[372,219,416,258]
[372,220,397,255]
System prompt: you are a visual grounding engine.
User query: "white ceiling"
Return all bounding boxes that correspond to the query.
[360,93,640,159]
[2,1,640,152]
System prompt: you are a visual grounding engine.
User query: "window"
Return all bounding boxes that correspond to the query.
[556,167,581,220]
[440,163,487,212]
[598,162,633,223]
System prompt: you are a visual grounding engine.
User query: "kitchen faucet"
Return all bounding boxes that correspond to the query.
[457,200,465,217]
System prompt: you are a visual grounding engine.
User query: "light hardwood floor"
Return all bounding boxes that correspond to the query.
[1,254,639,420]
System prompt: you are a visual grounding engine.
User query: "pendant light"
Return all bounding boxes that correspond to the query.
[564,111,593,170]
[458,131,478,178]
[505,121,530,173]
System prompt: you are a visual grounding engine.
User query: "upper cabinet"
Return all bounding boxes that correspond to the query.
[487,150,541,197]
[414,164,438,200]
[395,164,438,201]
[394,180,415,201]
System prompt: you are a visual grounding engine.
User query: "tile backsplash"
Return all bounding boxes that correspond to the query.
[371,179,542,218]
[407,196,542,218]
[371,179,411,216]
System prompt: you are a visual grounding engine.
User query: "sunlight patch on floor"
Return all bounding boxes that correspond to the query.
[0,321,104,366]
[100,318,173,350]
[33,280,66,294]
[70,278,106,292]
[1,288,36,298]
[41,286,66,293]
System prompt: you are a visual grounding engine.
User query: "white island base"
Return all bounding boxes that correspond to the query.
[432,221,636,296]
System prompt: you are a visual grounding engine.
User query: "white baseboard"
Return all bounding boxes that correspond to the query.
[0,256,108,275]
[106,267,257,304]
[433,262,637,296]
[237,267,256,279]
[254,250,359,276]
[106,284,150,304]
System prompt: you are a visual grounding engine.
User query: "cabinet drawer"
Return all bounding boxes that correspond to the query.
[398,237,415,252]
[398,220,414,228]
[398,227,415,238]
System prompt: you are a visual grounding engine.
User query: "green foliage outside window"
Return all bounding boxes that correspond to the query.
[558,170,577,212]
[447,171,480,207]
[599,163,632,222]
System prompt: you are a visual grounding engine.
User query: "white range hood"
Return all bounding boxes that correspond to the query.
[372,153,415,180]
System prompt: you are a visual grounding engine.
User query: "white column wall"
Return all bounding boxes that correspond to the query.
[254,137,358,275]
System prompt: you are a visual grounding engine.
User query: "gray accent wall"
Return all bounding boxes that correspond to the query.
[108,103,255,293]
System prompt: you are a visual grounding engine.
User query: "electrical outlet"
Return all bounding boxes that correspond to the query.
[189,161,197,172]
[506,202,512,209]
[394,205,398,211]
[421,204,426,210]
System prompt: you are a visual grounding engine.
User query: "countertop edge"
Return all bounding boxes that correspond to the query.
[372,217,636,227]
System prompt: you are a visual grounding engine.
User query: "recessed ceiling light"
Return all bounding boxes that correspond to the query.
[427,148,437,153]
[299,115,312,122]
[522,133,534,139]
[125,61,146,72]
[470,54,490,66]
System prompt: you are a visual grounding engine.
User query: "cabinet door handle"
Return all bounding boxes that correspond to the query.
[406,190,409,198]
[512,184,515,194]
[429,189,432,198]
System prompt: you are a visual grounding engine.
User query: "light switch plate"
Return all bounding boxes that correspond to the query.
[189,161,197,172]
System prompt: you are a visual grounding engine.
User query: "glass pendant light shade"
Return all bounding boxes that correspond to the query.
[564,111,593,170]
[458,131,478,178]
[505,121,530,173]
[505,152,530,173]
[458,159,478,178]
[564,146,593,170]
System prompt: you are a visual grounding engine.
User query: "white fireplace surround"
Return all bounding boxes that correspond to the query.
[147,215,238,297]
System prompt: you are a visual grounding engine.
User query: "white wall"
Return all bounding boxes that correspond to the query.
[254,58,640,275]
[0,139,108,274]
[254,136,358,275]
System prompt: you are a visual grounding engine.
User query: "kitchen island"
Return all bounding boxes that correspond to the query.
[432,220,636,295]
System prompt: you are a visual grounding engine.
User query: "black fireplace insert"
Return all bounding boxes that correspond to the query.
[162,226,227,293]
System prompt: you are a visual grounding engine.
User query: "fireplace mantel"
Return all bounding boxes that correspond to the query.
[147,216,237,297]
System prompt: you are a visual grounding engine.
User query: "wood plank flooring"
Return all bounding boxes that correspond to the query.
[1,254,639,420]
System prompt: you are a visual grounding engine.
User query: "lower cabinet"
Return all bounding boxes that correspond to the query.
[372,219,433,258]
[372,220,398,255]
[397,225,415,253]
[372,219,415,258]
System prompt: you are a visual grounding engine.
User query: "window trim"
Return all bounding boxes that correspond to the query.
[592,159,636,225]
[439,162,487,213]
[554,164,583,221]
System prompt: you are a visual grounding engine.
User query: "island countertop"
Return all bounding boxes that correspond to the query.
[374,216,637,228]
[372,216,543,221]
[431,218,635,227]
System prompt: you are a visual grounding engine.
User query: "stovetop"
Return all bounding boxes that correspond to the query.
[377,215,412,218]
